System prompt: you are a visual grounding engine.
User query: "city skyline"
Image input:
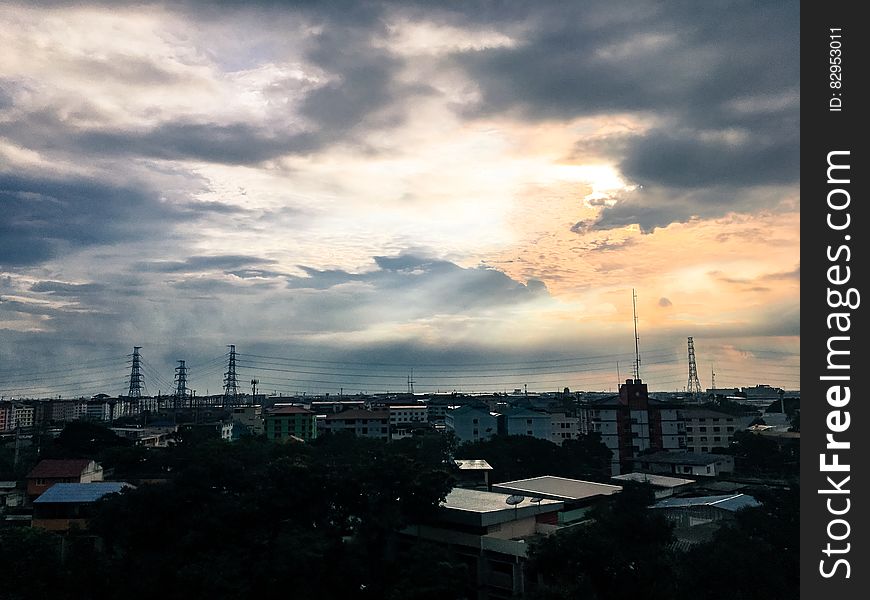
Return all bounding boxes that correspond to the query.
[0,1,799,396]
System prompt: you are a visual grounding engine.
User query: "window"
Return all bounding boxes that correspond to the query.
[701,447,709,452]
[700,437,708,442]
[699,427,707,432]
[527,419,533,425]
[527,430,533,435]
[362,427,368,434]
[686,426,693,432]
[713,418,720,422]
[706,466,711,473]
[699,418,706,422]
[727,427,735,432]
[473,429,479,436]
[683,466,691,474]
[714,436,722,442]
[713,426,721,432]
[687,436,694,442]
[472,418,479,424]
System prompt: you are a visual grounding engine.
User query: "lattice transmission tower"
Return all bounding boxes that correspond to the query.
[686,337,702,397]
[223,345,240,406]
[127,346,144,398]
[174,360,189,408]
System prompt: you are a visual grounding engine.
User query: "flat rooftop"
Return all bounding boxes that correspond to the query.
[612,472,695,488]
[492,476,622,502]
[454,459,493,471]
[440,487,563,527]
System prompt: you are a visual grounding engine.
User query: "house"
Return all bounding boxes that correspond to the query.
[26,459,104,500]
[32,482,132,531]
[632,450,734,477]
[445,405,498,443]
[389,405,429,440]
[321,409,389,440]
[611,472,695,499]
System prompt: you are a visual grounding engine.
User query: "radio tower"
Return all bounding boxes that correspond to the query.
[632,289,641,380]
[686,337,702,398]
[174,360,189,408]
[223,345,240,406]
[127,347,144,398]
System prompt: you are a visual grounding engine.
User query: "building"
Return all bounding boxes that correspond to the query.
[110,426,176,447]
[454,459,493,490]
[265,406,317,442]
[1,404,36,431]
[231,405,264,437]
[389,404,429,440]
[651,493,761,546]
[611,472,695,499]
[32,482,132,531]
[321,409,389,440]
[501,408,551,440]
[584,379,686,475]
[740,385,785,407]
[549,413,580,445]
[682,408,752,453]
[445,405,498,444]
[491,476,622,524]
[632,451,734,477]
[26,459,104,500]
[402,487,566,599]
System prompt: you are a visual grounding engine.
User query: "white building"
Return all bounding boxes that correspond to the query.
[549,413,580,445]
[445,405,498,444]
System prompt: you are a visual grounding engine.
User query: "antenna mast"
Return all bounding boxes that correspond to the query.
[632,289,641,380]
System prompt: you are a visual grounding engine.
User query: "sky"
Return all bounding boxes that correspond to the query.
[0,0,799,398]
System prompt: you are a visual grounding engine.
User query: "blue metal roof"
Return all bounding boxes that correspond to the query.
[34,482,132,504]
[653,493,761,512]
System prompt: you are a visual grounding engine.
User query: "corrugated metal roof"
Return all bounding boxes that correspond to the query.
[34,482,132,504]
[653,493,760,512]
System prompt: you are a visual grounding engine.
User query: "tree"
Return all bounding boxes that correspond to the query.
[527,484,676,600]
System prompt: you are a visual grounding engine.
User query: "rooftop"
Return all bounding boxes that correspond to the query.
[27,459,97,479]
[492,476,622,502]
[611,472,695,488]
[324,409,389,420]
[636,451,724,466]
[268,406,313,416]
[440,487,563,527]
[653,493,761,512]
[34,482,132,504]
[454,459,493,471]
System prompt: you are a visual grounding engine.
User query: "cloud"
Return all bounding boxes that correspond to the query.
[30,281,106,295]
[137,255,278,273]
[0,172,189,268]
[658,297,672,307]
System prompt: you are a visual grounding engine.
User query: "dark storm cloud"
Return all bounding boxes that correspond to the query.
[287,254,549,310]
[0,173,191,268]
[137,255,278,273]
[451,0,798,231]
[619,128,799,190]
[0,110,319,166]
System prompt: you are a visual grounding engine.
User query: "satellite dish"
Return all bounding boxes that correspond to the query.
[505,495,526,506]
[529,496,544,503]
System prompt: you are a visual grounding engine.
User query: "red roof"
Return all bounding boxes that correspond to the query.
[27,459,96,479]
